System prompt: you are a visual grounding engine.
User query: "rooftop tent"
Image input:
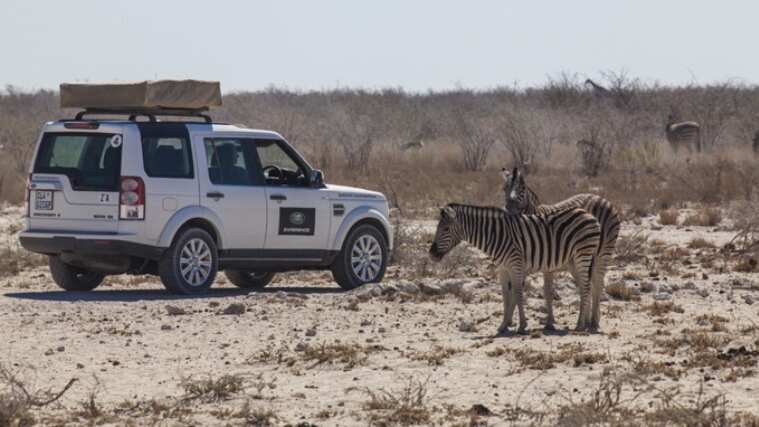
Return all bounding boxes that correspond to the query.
[59,80,222,110]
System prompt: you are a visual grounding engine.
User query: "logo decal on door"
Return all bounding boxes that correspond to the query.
[279,208,315,236]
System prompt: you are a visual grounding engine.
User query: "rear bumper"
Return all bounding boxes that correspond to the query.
[19,233,165,261]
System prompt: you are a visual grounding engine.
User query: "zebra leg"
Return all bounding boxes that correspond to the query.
[497,268,515,334]
[590,254,609,331]
[569,263,592,331]
[543,272,556,331]
[514,271,528,334]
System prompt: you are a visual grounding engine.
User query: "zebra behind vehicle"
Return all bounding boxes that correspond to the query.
[428,203,601,334]
[502,167,621,331]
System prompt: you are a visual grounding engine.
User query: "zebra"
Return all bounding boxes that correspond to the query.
[501,167,621,331]
[665,114,701,154]
[428,203,601,334]
[584,78,610,97]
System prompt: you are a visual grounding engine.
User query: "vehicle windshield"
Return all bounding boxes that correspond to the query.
[33,132,121,191]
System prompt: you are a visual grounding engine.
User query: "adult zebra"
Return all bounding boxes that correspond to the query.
[502,167,621,331]
[665,114,701,154]
[429,204,601,334]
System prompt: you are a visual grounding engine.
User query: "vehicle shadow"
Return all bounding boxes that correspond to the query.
[3,285,344,302]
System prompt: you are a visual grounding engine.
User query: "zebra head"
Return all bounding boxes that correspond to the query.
[502,167,527,214]
[429,205,463,261]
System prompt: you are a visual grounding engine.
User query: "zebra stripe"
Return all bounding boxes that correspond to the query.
[502,167,621,330]
[429,203,601,333]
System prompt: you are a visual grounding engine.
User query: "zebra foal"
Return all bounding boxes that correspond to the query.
[502,167,620,330]
[428,204,601,334]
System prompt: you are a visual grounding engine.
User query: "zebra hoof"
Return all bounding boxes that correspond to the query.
[544,324,557,332]
[516,327,529,336]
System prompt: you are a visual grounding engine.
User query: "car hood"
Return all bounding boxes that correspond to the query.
[324,184,385,201]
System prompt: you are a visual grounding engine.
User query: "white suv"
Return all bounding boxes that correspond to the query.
[19,109,392,294]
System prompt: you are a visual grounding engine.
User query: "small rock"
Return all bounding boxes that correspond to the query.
[76,363,84,369]
[378,327,386,333]
[44,349,54,356]
[458,319,477,333]
[743,295,754,305]
[653,292,672,301]
[419,282,444,296]
[640,282,655,293]
[682,281,696,290]
[440,279,467,294]
[221,303,246,315]
[696,288,709,298]
[161,324,172,331]
[165,305,186,316]
[56,346,65,352]
[469,403,493,416]
[305,328,317,337]
[209,301,220,308]
[294,342,308,352]
[396,281,420,294]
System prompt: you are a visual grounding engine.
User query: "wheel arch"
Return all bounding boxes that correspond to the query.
[157,206,225,249]
[331,206,393,252]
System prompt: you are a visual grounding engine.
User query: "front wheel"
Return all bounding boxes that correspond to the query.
[159,228,218,295]
[48,256,105,291]
[331,224,388,290]
[225,271,276,290]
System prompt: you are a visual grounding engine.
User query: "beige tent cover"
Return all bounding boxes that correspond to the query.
[60,80,222,109]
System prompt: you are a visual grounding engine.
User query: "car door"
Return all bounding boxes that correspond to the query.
[254,139,331,251]
[195,135,268,250]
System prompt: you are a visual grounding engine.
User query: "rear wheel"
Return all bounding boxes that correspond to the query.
[331,224,388,290]
[225,271,276,290]
[48,256,105,291]
[159,228,218,295]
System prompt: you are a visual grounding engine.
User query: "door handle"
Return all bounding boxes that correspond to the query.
[206,191,225,199]
[270,194,287,201]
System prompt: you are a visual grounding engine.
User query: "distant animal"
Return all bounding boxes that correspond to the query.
[502,167,621,332]
[665,114,701,154]
[584,78,610,96]
[400,140,425,152]
[428,203,601,334]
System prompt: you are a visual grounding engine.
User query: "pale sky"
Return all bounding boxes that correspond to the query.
[2,0,756,92]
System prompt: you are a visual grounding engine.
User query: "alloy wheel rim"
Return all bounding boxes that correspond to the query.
[179,238,212,287]
[350,235,382,282]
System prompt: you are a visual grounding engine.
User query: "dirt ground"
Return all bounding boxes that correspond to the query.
[1,204,759,426]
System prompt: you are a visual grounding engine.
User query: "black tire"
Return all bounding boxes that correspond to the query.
[159,228,218,295]
[48,256,105,291]
[225,271,276,290]
[331,224,388,290]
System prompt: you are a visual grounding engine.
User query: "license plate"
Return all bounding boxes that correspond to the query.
[35,190,54,210]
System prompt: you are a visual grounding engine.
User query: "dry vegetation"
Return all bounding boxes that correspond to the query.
[2,74,759,425]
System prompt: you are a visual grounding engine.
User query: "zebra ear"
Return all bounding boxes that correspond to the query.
[443,206,457,219]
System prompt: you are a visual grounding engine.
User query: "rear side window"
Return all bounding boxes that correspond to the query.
[142,137,193,178]
[204,138,259,186]
[34,133,121,191]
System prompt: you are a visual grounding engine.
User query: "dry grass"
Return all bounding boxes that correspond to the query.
[347,376,432,426]
[0,363,77,427]
[605,281,640,301]
[682,208,722,227]
[658,208,679,226]
[180,374,245,402]
[642,302,684,317]
[411,346,461,366]
[687,237,716,249]
[301,342,383,369]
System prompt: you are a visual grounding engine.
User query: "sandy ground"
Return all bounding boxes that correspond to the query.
[1,204,759,426]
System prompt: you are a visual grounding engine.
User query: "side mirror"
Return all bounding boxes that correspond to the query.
[310,169,325,187]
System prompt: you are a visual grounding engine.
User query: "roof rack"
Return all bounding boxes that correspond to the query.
[73,107,213,123]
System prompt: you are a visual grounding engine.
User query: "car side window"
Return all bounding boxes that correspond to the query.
[255,140,308,186]
[142,137,193,178]
[204,138,258,186]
